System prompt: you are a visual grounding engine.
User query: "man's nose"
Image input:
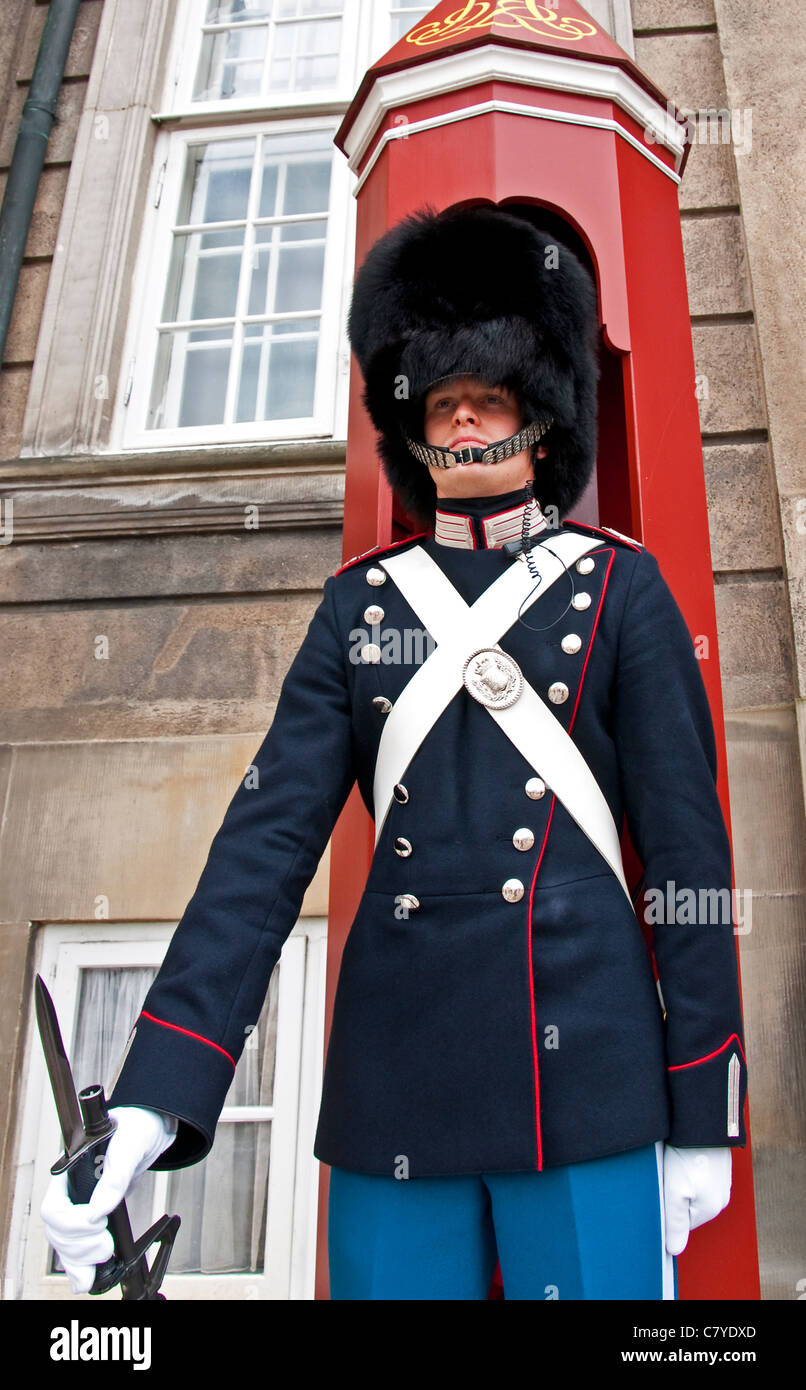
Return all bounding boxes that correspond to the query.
[453,398,479,422]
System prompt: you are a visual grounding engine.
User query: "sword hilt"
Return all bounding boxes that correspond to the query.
[62,1084,181,1299]
[60,1085,128,1294]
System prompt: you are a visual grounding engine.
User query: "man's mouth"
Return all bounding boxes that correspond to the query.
[450,436,487,464]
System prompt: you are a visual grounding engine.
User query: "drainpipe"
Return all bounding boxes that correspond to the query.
[0,0,83,366]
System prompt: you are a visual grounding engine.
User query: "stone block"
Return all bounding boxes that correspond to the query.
[0,522,343,603]
[682,212,751,316]
[0,365,32,461]
[0,738,333,923]
[716,579,793,710]
[0,589,329,741]
[635,30,743,209]
[692,322,765,434]
[2,261,51,365]
[703,442,782,573]
[17,0,103,82]
[632,0,716,26]
[677,130,739,210]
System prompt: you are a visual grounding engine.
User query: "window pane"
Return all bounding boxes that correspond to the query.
[179,338,233,426]
[161,228,245,324]
[275,243,325,311]
[194,27,268,103]
[206,1,273,20]
[184,141,255,226]
[236,320,318,421]
[258,161,279,218]
[269,18,341,93]
[390,5,430,44]
[282,158,332,214]
[167,1122,271,1274]
[265,335,318,417]
[279,217,327,242]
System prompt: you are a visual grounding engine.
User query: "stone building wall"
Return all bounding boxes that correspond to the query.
[0,0,802,1298]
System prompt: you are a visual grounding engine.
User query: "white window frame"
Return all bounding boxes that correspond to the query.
[7,918,328,1302]
[115,114,353,452]
[168,0,364,119]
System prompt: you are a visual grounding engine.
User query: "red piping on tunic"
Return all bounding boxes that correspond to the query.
[524,546,614,1169]
[565,520,643,553]
[140,1010,237,1070]
[334,531,430,576]
[526,796,556,1171]
[568,548,614,731]
[668,1033,747,1070]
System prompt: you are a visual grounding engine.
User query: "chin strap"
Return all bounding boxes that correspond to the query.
[404,415,553,470]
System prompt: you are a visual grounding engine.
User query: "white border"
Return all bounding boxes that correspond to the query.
[351,95,681,199]
[342,45,685,178]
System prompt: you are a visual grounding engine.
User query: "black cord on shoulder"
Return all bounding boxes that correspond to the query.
[513,477,577,632]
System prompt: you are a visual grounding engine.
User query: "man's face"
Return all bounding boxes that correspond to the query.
[422,376,548,500]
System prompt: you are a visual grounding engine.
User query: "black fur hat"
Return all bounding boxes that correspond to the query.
[347,203,601,525]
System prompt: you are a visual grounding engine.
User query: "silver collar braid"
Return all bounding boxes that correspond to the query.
[403,415,554,469]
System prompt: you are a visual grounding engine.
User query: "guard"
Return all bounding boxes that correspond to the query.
[41,205,748,1301]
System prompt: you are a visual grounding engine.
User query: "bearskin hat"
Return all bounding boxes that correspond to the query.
[347,203,601,525]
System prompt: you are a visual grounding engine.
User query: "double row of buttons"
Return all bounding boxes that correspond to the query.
[363,556,591,911]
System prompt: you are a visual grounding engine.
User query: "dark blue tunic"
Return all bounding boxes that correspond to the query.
[110,516,748,1177]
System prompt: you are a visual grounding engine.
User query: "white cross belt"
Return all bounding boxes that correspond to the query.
[375,537,633,906]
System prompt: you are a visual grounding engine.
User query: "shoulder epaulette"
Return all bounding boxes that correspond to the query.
[334,531,430,577]
[563,519,644,552]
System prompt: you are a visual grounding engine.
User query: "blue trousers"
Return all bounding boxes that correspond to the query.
[328,1141,677,1300]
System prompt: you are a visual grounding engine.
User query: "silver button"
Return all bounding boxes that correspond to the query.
[502,878,525,903]
[548,681,569,704]
[561,633,582,654]
[571,592,591,611]
[366,567,387,586]
[364,605,384,624]
[373,696,392,714]
[513,828,535,852]
[525,777,546,799]
[360,643,382,663]
[393,784,409,804]
[394,837,413,858]
[395,893,420,912]
[576,556,595,575]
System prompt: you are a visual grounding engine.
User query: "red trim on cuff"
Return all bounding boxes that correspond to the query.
[140,1010,236,1070]
[668,1032,746,1071]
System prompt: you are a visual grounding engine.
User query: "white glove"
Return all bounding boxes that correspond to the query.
[40,1106,177,1295]
[663,1144,733,1256]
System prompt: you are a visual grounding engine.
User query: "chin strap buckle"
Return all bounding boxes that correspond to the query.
[403,416,554,471]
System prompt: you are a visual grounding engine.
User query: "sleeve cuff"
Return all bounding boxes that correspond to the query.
[666,1034,748,1147]
[109,1011,237,1168]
